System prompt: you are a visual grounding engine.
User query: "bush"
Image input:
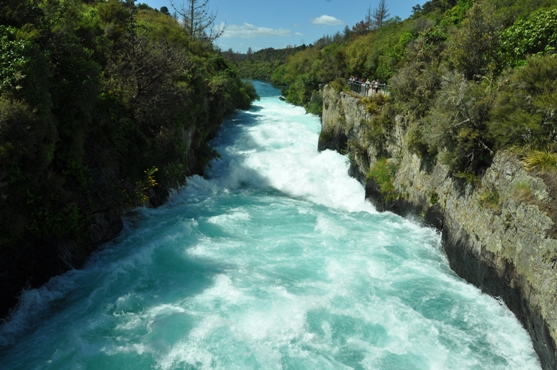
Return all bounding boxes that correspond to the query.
[330,77,348,93]
[446,2,502,79]
[367,157,397,200]
[489,55,557,151]
[420,72,494,174]
[499,7,557,68]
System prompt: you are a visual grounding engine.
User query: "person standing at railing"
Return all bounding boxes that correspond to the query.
[373,80,379,95]
[365,79,371,97]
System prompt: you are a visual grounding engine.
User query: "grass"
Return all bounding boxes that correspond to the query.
[513,180,535,203]
[523,150,557,173]
[478,185,500,210]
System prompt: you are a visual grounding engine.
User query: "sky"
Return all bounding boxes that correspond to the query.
[142,0,427,53]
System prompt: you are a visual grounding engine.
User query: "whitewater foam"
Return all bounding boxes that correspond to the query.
[0,81,541,369]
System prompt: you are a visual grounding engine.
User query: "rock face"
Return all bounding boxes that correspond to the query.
[320,85,557,369]
[0,124,209,320]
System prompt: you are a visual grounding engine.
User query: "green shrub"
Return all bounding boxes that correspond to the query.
[446,2,502,79]
[330,77,348,93]
[429,190,439,205]
[421,72,494,174]
[306,91,323,115]
[489,55,557,151]
[367,157,397,200]
[499,7,557,68]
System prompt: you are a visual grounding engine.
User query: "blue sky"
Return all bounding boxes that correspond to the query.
[142,0,427,53]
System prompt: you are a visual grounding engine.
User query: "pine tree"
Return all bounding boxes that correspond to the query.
[171,0,223,42]
[371,0,390,29]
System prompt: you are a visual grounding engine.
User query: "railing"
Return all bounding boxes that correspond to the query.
[347,80,389,97]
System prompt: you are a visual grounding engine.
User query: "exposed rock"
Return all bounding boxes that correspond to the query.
[320,85,557,369]
[0,123,208,320]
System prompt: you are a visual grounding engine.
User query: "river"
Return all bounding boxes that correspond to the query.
[0,81,540,369]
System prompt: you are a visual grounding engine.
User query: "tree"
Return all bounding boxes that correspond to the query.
[422,72,494,174]
[371,0,390,30]
[365,5,373,31]
[171,0,223,42]
[412,4,422,16]
[352,20,369,35]
[448,2,501,80]
[489,55,557,151]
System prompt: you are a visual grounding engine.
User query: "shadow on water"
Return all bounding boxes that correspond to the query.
[0,81,285,358]
[248,104,264,113]
[0,207,233,354]
[206,105,278,190]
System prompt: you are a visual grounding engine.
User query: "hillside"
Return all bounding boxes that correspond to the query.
[0,0,258,318]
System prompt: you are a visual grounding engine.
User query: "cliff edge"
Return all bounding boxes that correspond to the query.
[319,85,557,369]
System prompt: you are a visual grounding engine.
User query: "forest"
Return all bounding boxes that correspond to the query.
[231,0,557,178]
[0,0,258,317]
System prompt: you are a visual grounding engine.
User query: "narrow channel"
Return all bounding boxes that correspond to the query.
[0,81,540,369]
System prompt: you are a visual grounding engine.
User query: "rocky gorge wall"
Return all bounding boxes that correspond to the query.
[0,124,209,321]
[319,85,557,369]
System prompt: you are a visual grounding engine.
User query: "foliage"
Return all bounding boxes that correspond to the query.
[523,150,557,173]
[446,2,502,79]
[0,0,257,266]
[345,32,376,74]
[420,72,495,174]
[489,55,557,151]
[226,46,307,82]
[306,91,323,115]
[366,157,397,200]
[389,26,445,119]
[229,0,555,178]
[370,0,391,30]
[478,185,500,209]
[361,94,395,156]
[330,77,349,93]
[499,7,557,68]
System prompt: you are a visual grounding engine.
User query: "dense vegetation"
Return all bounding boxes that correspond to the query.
[222,45,308,82]
[230,0,557,178]
[0,0,257,317]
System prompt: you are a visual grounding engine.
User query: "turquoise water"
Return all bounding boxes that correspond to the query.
[0,81,540,369]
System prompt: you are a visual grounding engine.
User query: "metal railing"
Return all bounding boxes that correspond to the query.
[347,80,389,97]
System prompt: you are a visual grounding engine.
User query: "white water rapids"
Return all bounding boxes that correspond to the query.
[0,81,540,369]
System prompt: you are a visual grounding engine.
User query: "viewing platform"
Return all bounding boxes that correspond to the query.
[347,80,389,97]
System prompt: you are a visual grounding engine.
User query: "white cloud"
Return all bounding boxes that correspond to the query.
[311,15,343,26]
[221,22,292,39]
[295,32,303,36]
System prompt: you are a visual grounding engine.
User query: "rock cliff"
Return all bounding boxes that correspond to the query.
[319,85,557,369]
[0,124,213,320]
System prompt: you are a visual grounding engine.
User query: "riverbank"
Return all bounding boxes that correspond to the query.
[0,82,540,369]
[319,85,557,369]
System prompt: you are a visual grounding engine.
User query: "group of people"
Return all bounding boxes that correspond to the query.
[348,76,382,95]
